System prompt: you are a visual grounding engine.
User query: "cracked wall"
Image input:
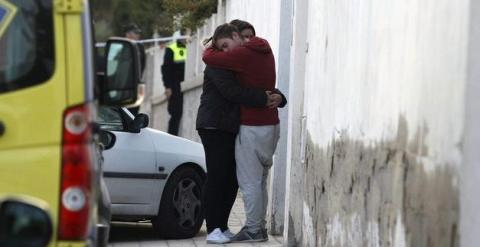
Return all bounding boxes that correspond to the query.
[285,0,468,245]
[288,117,458,246]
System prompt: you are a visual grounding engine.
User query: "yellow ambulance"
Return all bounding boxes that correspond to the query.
[0,0,142,246]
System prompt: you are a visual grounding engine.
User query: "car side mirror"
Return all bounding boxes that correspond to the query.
[98,130,116,150]
[100,38,143,107]
[0,197,52,247]
[129,113,149,133]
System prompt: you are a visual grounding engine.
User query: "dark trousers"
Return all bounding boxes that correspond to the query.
[167,92,183,136]
[198,129,238,233]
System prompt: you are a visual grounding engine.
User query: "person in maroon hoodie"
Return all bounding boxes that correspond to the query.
[202,23,283,242]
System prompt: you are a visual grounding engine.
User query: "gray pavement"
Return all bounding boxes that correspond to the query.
[108,194,283,247]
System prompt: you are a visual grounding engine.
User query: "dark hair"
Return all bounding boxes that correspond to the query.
[210,23,240,49]
[123,23,141,34]
[229,19,256,36]
[202,37,213,47]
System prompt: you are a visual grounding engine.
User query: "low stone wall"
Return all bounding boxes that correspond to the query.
[149,75,203,143]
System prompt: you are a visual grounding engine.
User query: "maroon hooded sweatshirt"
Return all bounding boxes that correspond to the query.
[202,36,279,126]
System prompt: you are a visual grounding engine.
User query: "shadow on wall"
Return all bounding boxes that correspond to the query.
[288,115,459,247]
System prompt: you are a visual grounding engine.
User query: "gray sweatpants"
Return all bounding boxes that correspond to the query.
[235,124,280,233]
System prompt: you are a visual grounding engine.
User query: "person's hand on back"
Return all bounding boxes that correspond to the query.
[165,88,172,99]
[266,91,282,108]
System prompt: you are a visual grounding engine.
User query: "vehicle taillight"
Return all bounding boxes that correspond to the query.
[59,104,94,240]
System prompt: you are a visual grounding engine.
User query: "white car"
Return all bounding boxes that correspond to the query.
[97,107,206,239]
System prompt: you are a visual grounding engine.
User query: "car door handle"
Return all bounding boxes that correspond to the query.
[0,121,5,137]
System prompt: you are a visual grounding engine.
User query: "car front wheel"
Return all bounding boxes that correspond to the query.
[152,166,205,239]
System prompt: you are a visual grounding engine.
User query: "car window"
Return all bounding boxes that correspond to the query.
[97,107,124,131]
[0,0,55,94]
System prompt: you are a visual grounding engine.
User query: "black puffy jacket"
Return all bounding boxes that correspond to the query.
[196,66,268,133]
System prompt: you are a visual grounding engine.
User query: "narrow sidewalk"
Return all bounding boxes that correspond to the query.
[108,194,284,247]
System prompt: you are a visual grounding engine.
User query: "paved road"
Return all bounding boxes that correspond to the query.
[108,194,283,247]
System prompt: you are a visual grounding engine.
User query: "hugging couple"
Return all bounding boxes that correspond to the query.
[196,19,287,244]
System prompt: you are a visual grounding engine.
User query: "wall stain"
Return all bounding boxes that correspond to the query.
[288,116,459,247]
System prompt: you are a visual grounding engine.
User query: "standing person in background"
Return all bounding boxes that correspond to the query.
[162,36,187,136]
[123,23,146,116]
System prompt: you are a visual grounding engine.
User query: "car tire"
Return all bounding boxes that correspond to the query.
[152,166,205,239]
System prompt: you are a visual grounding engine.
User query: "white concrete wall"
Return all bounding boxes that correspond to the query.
[304,0,468,160]
[267,0,293,235]
[460,0,480,246]
[285,0,469,245]
[284,0,309,244]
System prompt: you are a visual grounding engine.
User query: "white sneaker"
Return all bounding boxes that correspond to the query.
[206,228,230,244]
[223,228,235,239]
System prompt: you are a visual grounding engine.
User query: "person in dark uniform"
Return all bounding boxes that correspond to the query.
[123,23,146,116]
[161,38,186,136]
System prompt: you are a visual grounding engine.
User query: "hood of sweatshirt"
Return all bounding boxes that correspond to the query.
[243,36,272,54]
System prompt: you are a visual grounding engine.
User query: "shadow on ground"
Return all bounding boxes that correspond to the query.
[108,221,208,243]
[108,221,162,242]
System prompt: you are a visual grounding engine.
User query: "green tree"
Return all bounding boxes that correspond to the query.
[163,0,217,33]
[90,0,217,41]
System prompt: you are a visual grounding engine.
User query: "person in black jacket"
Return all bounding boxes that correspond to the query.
[197,65,286,244]
[123,23,146,116]
[162,39,187,136]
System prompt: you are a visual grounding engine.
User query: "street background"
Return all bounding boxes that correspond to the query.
[92,0,480,246]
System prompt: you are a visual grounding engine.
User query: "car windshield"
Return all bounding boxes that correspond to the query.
[0,0,54,94]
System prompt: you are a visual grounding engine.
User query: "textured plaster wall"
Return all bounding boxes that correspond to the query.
[285,0,469,246]
[294,121,458,246]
